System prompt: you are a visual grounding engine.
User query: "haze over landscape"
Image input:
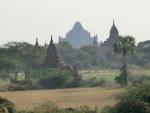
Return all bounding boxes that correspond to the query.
[1,1,150,113]
[0,0,150,45]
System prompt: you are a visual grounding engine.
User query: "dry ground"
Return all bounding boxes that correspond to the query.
[0,87,123,110]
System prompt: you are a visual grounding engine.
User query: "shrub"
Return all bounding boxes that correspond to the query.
[117,83,150,104]
[0,97,16,113]
[101,106,116,113]
[101,83,150,113]
[39,70,73,88]
[85,78,107,87]
[8,79,34,91]
[131,75,150,86]
[17,102,99,113]
[114,100,149,113]
[115,65,128,86]
[0,104,9,113]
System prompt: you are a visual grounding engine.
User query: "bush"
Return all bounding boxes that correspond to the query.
[0,97,16,113]
[131,75,150,86]
[85,78,107,87]
[101,106,116,113]
[0,105,9,113]
[115,65,128,86]
[39,70,74,88]
[17,102,99,113]
[8,79,35,91]
[117,83,150,104]
[114,100,149,113]
[101,83,150,113]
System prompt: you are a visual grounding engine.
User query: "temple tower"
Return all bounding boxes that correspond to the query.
[102,20,119,47]
[43,36,60,68]
[35,38,39,47]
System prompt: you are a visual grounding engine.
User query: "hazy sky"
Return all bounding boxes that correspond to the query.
[0,0,150,45]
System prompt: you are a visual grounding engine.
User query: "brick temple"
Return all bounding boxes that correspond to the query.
[42,36,62,68]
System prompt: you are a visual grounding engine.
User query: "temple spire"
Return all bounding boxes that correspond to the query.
[50,35,54,44]
[113,19,115,26]
[35,37,39,47]
[102,20,119,47]
[43,35,61,68]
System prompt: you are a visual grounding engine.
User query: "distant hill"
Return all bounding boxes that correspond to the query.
[59,22,97,48]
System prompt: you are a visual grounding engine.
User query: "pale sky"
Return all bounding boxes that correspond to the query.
[0,0,150,45]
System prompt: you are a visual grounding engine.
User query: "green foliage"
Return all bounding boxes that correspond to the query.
[0,39,150,90]
[84,78,107,87]
[71,68,82,87]
[39,69,74,88]
[115,65,128,86]
[8,79,35,91]
[113,36,136,86]
[57,41,74,57]
[113,35,136,65]
[0,97,16,113]
[17,102,99,113]
[101,83,150,113]
[80,45,108,68]
[0,54,15,72]
[64,50,92,68]
[118,83,150,104]
[102,100,148,113]
[57,43,109,69]
[131,75,150,86]
[0,104,9,113]
[113,36,136,54]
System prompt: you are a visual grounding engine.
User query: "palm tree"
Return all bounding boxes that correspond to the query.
[113,35,136,86]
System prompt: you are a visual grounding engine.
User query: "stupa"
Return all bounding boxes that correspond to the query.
[42,36,61,68]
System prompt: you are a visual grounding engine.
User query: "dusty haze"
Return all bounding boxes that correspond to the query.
[0,0,150,44]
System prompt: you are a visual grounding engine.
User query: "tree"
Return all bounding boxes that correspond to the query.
[113,36,136,86]
[19,44,44,80]
[101,83,150,113]
[80,45,108,68]
[0,42,45,81]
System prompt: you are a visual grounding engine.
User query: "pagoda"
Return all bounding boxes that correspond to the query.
[102,20,119,47]
[35,38,39,48]
[42,36,61,68]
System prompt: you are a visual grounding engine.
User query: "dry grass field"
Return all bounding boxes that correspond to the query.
[0,87,123,110]
[0,69,149,110]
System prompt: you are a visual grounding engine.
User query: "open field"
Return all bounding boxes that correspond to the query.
[0,87,123,110]
[80,70,119,82]
[0,69,149,110]
[80,69,150,82]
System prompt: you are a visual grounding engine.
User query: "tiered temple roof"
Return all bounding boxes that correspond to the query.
[42,36,61,68]
[102,20,119,47]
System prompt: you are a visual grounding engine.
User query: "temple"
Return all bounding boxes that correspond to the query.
[35,38,39,47]
[58,21,98,48]
[102,20,119,47]
[42,36,61,68]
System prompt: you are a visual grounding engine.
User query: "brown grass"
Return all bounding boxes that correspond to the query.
[0,87,123,110]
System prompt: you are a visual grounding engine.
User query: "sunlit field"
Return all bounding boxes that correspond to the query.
[0,87,123,110]
[0,69,149,110]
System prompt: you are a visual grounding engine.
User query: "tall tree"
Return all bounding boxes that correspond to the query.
[113,36,136,86]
